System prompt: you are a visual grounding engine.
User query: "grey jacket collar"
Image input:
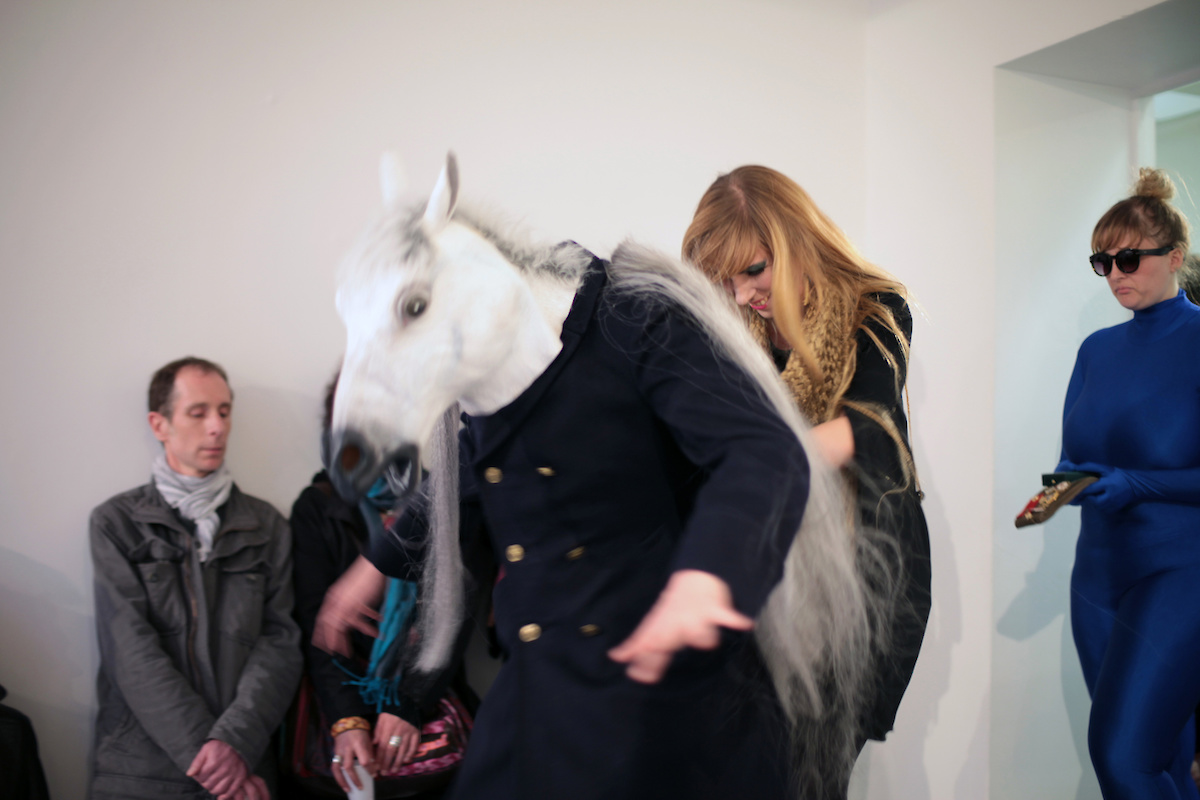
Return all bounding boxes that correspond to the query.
[129,482,270,559]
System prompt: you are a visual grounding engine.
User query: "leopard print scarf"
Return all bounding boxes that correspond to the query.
[746,291,855,424]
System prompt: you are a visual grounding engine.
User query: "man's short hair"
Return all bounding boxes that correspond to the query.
[148,357,230,418]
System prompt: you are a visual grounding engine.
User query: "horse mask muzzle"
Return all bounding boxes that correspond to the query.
[328,428,421,506]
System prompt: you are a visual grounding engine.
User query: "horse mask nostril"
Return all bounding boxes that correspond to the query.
[339,443,362,473]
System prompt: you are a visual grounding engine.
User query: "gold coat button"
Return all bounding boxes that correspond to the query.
[579,624,600,637]
[484,467,503,484]
[519,623,542,642]
[566,546,586,560]
[536,466,556,477]
[505,544,525,562]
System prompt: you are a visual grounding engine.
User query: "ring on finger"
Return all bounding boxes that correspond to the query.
[388,734,403,747]
[331,754,344,765]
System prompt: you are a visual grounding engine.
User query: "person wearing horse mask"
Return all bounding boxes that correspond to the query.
[315,154,888,800]
[88,357,301,800]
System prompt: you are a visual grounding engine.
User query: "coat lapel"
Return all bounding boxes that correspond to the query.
[130,485,191,555]
[468,256,607,464]
[133,483,269,560]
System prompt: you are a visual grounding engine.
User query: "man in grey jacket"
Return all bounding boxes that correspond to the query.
[89,357,301,800]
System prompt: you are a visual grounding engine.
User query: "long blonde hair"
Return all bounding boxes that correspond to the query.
[683,165,916,486]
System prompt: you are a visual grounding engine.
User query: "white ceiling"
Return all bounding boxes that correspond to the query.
[1000,0,1200,97]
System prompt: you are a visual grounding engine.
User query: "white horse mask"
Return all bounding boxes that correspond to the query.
[330,152,580,498]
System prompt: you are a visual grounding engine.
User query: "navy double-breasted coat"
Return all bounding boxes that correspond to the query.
[369,255,810,799]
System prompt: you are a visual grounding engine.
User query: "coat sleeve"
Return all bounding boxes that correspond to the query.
[206,511,303,767]
[840,293,914,495]
[89,506,216,773]
[365,428,486,581]
[290,487,383,723]
[364,504,430,583]
[362,435,494,724]
[626,304,810,619]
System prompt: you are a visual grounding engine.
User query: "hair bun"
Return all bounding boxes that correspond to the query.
[1134,167,1175,201]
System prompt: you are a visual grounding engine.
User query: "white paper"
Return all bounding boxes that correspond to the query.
[344,763,375,800]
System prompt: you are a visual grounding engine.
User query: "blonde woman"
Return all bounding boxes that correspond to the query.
[683,166,932,782]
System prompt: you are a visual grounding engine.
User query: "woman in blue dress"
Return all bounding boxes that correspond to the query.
[1057,167,1200,799]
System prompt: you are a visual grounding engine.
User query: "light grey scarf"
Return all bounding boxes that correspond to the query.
[152,453,233,562]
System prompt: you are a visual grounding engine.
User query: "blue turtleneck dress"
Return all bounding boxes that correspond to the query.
[1059,290,1200,799]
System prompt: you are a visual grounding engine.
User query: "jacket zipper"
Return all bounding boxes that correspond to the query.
[181,534,201,686]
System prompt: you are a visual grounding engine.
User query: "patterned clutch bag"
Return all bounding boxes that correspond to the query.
[1014,472,1100,528]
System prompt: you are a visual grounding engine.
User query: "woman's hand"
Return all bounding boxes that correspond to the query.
[810,415,855,468]
[314,555,387,656]
[374,712,421,775]
[1068,462,1136,513]
[331,728,377,793]
[608,570,753,684]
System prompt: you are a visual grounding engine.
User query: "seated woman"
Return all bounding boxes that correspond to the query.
[683,165,933,793]
[290,377,480,798]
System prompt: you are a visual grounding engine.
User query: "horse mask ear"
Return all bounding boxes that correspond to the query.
[423,152,459,231]
[380,152,407,208]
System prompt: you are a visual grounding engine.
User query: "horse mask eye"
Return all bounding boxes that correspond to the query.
[399,294,429,320]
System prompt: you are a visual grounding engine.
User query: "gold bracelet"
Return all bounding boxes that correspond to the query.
[330,716,371,738]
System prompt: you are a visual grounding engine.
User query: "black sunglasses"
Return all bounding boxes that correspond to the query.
[1089,245,1174,276]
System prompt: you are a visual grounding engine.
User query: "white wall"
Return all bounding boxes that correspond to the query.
[1157,110,1200,251]
[0,2,869,797]
[856,1,1166,798]
[992,71,1140,800]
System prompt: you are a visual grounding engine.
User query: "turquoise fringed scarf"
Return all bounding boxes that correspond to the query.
[336,476,420,713]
